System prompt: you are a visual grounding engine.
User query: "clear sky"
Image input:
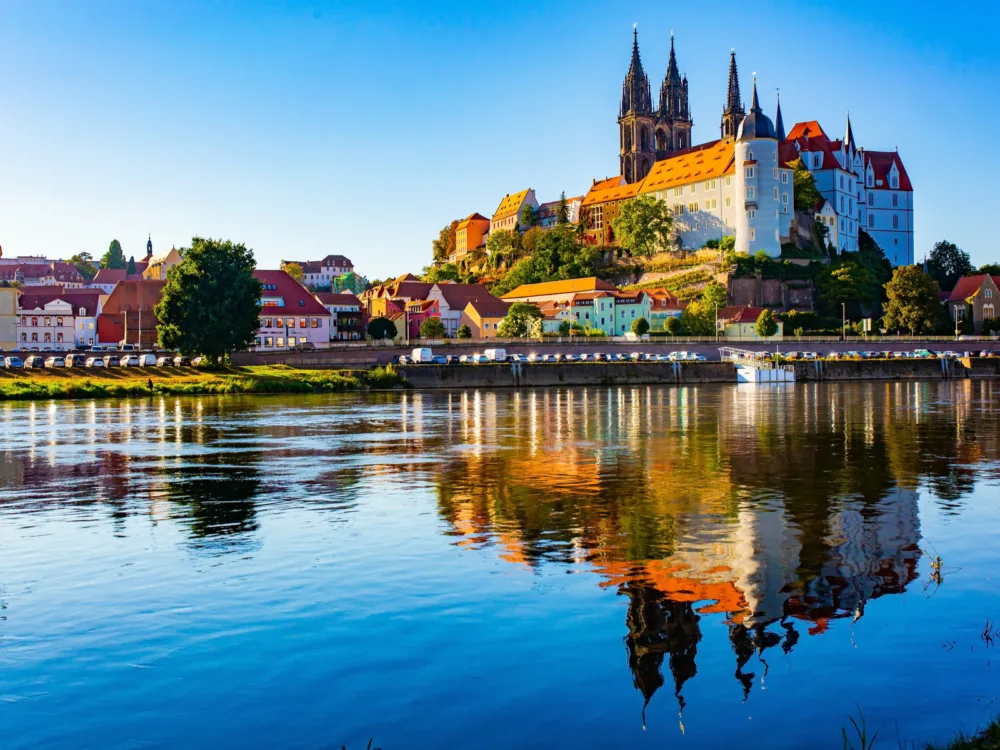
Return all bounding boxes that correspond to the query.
[0,0,995,278]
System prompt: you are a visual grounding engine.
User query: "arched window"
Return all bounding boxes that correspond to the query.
[985,304,996,320]
[868,215,874,228]
[31,333,37,342]
[31,317,38,326]
[44,332,51,343]
[56,317,63,326]
[868,192,874,205]
[44,317,51,327]
[20,333,26,342]
[79,307,85,316]
[892,194,898,208]
[56,333,64,343]
[892,215,899,229]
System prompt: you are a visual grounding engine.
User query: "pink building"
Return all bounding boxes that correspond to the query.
[404,299,441,338]
[253,270,332,351]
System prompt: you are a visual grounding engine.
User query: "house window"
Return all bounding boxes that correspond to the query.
[781,172,789,184]
[287,318,295,329]
[31,333,37,343]
[674,187,683,197]
[773,168,778,179]
[746,187,755,200]
[747,209,756,219]
[56,317,63,326]
[986,288,993,299]
[892,194,898,207]
[868,214,874,228]
[56,333,64,343]
[44,317,51,326]
[891,175,898,189]
[985,304,996,319]
[20,333,26,342]
[311,318,318,328]
[725,176,732,186]
[277,337,285,347]
[774,188,779,200]
[725,197,732,207]
[893,215,899,229]
[749,228,756,241]
[265,337,273,347]
[783,206,789,214]
[299,318,306,328]
[745,167,755,179]
[814,155,821,168]
[44,333,51,343]
[782,193,789,205]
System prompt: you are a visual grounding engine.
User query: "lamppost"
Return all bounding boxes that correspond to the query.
[842,303,847,341]
[954,304,960,341]
[715,301,719,343]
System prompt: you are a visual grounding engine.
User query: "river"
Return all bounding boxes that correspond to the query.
[1,382,999,749]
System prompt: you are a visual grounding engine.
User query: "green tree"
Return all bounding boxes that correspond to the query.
[419,316,446,339]
[754,309,778,338]
[631,317,650,336]
[815,261,875,318]
[927,240,973,291]
[794,326,804,339]
[719,235,736,253]
[422,263,460,284]
[431,220,459,264]
[701,282,727,310]
[497,302,544,338]
[486,229,522,270]
[456,324,472,339]
[558,319,571,336]
[681,299,715,336]
[790,158,822,212]
[155,237,263,365]
[881,265,942,335]
[556,192,569,225]
[665,316,681,335]
[101,239,127,270]
[611,195,673,258]
[518,204,539,229]
[978,263,1000,276]
[68,252,97,280]
[367,317,397,340]
[126,256,137,276]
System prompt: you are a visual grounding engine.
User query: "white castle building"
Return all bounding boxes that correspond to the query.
[603,31,915,265]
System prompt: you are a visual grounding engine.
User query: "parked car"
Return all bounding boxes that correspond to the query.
[445,355,460,365]
[25,356,45,369]
[980,350,995,358]
[156,356,174,366]
[483,348,507,362]
[5,356,24,369]
[527,353,541,363]
[509,354,528,363]
[458,355,472,364]
[105,355,121,367]
[120,355,141,367]
[430,355,448,365]
[44,356,67,368]
[90,345,105,352]
[398,355,411,364]
[541,354,556,363]
[173,356,192,367]
[139,354,158,367]
[553,353,565,362]
[913,349,934,359]
[66,354,87,367]
[190,357,204,367]
[120,344,137,352]
[85,357,105,368]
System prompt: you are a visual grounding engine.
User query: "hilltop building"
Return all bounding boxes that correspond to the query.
[491,189,539,235]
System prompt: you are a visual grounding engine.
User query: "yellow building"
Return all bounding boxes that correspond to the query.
[490,188,538,235]
[579,176,642,247]
[501,277,617,306]
[0,287,19,349]
[459,298,512,338]
[143,247,183,281]
[453,213,491,263]
[719,306,784,339]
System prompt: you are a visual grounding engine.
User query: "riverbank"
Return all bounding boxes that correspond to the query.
[927,717,1000,749]
[0,364,404,401]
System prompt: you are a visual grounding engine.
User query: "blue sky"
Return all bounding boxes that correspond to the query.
[0,0,995,278]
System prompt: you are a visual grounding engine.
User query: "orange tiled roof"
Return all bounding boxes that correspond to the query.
[502,277,617,300]
[638,139,735,195]
[492,189,531,221]
[590,176,625,191]
[458,212,490,228]
[786,120,827,140]
[581,179,643,207]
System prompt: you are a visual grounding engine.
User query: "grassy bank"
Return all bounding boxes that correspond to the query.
[0,364,404,401]
[926,718,1000,749]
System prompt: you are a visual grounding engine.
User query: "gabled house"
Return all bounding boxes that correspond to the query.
[718,305,782,339]
[97,280,166,348]
[313,292,365,340]
[946,275,1000,332]
[452,214,491,264]
[253,270,332,351]
[143,247,183,281]
[426,283,502,337]
[459,298,512,339]
[490,188,538,235]
[404,299,441,339]
[501,277,617,305]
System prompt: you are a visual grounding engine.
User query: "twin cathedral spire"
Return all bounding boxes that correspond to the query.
[618,29,692,184]
[619,30,774,183]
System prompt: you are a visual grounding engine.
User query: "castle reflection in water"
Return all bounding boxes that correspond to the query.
[2,381,998,718]
[429,383,998,714]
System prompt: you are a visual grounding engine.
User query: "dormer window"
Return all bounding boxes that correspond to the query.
[79,307,85,315]
[814,155,821,168]
[890,175,899,189]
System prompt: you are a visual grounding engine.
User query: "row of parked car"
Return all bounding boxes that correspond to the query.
[395,348,708,365]
[783,349,996,361]
[1,354,199,369]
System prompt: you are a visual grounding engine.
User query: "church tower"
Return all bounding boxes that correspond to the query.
[721,51,745,139]
[656,34,693,157]
[619,27,656,184]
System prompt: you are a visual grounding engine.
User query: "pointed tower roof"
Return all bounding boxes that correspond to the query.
[724,50,744,115]
[775,92,786,141]
[845,113,856,153]
[737,78,776,141]
[621,26,653,116]
[666,34,682,84]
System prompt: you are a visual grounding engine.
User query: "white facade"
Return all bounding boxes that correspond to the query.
[17,300,76,350]
[863,160,915,267]
[735,138,783,257]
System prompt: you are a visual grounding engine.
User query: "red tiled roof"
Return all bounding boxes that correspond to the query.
[102,280,166,314]
[92,268,143,284]
[433,283,498,311]
[947,275,1000,302]
[18,291,101,316]
[314,292,361,306]
[255,270,330,316]
[465,298,512,319]
[863,150,913,191]
[719,306,766,323]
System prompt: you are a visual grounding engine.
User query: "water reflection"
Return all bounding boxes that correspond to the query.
[1,381,998,733]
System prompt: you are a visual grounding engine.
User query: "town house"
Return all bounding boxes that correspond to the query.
[253,270,331,351]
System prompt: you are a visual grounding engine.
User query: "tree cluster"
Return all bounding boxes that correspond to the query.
[611,195,673,259]
[489,226,600,297]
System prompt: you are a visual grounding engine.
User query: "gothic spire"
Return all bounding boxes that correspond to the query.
[666,33,681,84]
[775,91,786,141]
[845,112,856,153]
[621,26,652,116]
[750,77,761,113]
[725,50,743,115]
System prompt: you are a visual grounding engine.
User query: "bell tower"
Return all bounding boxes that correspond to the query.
[619,26,656,184]
[656,34,693,157]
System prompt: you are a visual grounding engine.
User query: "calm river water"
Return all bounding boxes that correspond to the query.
[1,383,999,749]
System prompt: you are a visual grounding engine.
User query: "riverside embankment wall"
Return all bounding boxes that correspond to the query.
[399,358,1000,390]
[399,362,735,389]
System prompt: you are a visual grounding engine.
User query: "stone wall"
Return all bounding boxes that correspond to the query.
[399,362,737,389]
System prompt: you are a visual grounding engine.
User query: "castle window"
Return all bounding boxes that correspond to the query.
[868,215,874,228]
[725,197,731,207]
[725,176,732,186]
[891,175,899,189]
[747,209,756,220]
[748,151,753,161]
[782,193,789,205]
[986,288,993,299]
[749,228,756,241]
[867,175,874,188]
[892,194,898,208]
[745,166,755,179]
[893,215,899,229]
[868,192,874,205]
[781,172,789,184]
[773,168,778,179]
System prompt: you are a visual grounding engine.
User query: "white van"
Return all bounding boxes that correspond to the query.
[138,354,158,367]
[411,347,433,363]
[483,348,507,362]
